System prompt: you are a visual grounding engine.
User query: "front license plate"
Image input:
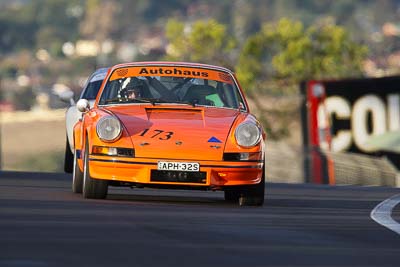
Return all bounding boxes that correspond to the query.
[157,161,200,172]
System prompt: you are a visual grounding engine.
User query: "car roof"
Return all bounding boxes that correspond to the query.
[110,61,234,74]
[89,67,109,82]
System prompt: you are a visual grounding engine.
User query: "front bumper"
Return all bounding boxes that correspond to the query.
[88,155,263,187]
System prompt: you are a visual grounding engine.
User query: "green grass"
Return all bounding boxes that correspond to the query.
[8,150,65,172]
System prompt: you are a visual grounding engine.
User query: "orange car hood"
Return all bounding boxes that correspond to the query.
[106,105,239,160]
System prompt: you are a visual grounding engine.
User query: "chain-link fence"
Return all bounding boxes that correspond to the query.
[266,141,399,187]
[266,141,304,183]
[327,151,398,186]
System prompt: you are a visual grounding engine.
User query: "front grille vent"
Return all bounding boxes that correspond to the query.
[150,170,206,184]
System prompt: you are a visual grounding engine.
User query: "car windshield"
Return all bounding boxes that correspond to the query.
[81,80,103,100]
[81,68,108,100]
[98,66,246,109]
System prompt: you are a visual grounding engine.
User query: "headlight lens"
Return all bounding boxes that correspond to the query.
[234,122,261,147]
[96,116,122,142]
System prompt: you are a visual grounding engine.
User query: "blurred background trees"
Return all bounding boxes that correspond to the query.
[165,19,237,68]
[237,18,368,93]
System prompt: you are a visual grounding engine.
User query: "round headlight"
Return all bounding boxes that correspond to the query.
[96,116,122,142]
[234,122,261,147]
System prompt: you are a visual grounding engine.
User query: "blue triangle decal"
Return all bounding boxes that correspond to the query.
[208,137,222,143]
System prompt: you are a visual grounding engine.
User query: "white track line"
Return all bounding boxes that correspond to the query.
[370,194,400,235]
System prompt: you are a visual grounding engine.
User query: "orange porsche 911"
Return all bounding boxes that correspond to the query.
[71,62,266,206]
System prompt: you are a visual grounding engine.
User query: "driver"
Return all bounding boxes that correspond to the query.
[126,87,141,99]
[123,78,143,100]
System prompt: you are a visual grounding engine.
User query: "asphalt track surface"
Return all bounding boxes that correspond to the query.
[1,171,400,267]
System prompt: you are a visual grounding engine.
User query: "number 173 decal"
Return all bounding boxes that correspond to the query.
[139,128,174,140]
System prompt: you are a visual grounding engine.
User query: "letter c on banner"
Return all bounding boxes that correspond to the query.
[322,96,352,152]
[352,94,386,152]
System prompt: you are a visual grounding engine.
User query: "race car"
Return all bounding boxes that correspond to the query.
[59,68,109,173]
[73,62,266,206]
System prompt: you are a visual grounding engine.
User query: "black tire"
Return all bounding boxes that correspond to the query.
[238,164,265,206]
[224,188,240,202]
[82,137,108,199]
[64,137,74,173]
[72,148,83,193]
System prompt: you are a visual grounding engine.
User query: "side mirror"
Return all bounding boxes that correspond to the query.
[77,99,90,112]
[59,90,75,105]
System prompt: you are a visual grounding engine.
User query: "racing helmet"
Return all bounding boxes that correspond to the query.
[122,77,144,99]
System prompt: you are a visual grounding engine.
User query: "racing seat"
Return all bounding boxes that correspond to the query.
[182,85,218,105]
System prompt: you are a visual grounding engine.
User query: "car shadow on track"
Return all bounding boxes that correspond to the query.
[106,193,224,205]
[103,188,267,208]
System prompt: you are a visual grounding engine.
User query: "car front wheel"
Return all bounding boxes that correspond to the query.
[82,138,108,199]
[64,136,73,173]
[238,164,265,206]
[72,148,83,193]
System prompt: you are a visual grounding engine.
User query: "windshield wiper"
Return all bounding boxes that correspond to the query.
[139,98,197,106]
[105,98,197,107]
[139,98,168,105]
[130,98,157,105]
[104,98,157,105]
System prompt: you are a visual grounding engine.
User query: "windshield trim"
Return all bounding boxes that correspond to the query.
[98,102,244,111]
[97,64,248,112]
